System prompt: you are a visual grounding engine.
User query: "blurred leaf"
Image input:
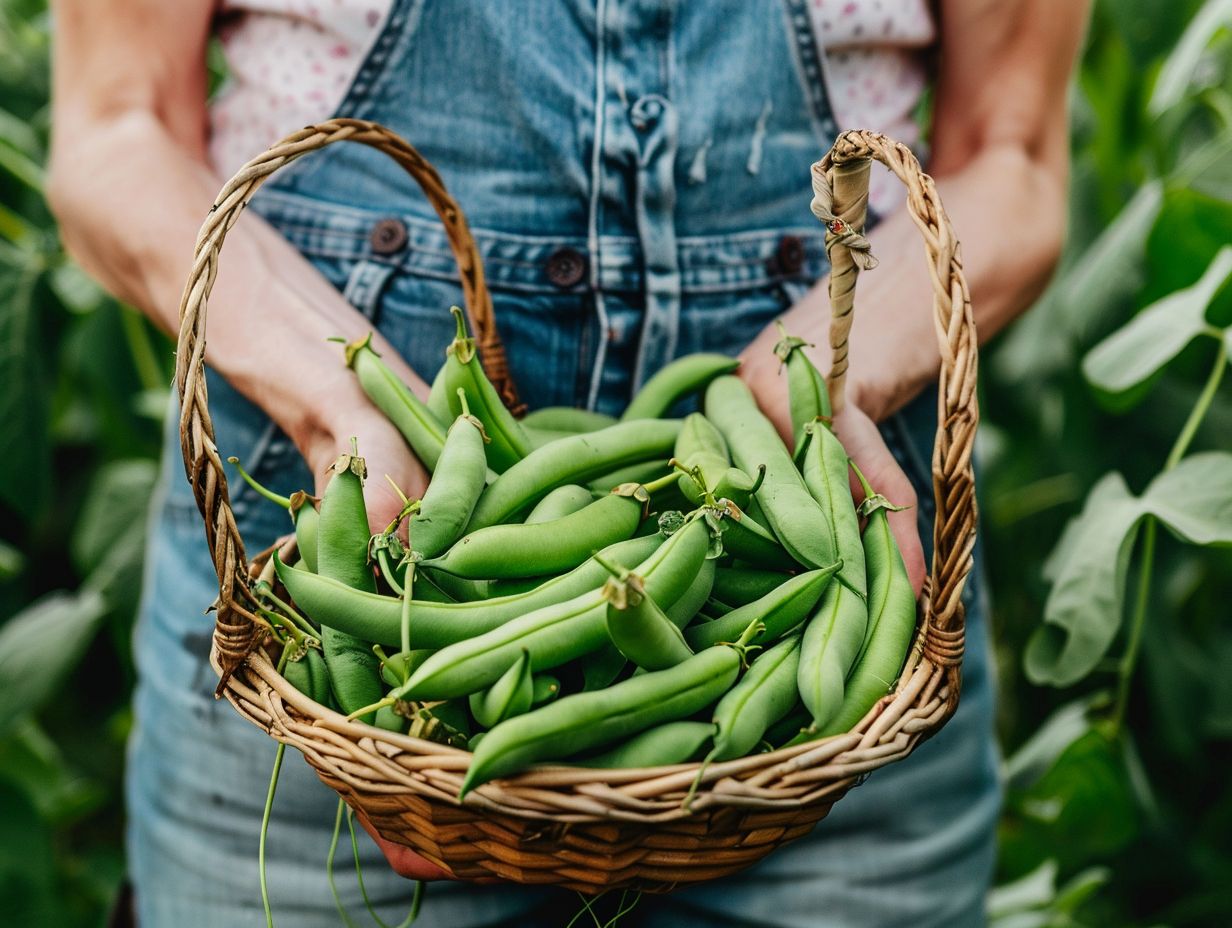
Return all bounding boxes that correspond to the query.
[0,589,107,739]
[1149,0,1232,117]
[1004,695,1106,792]
[1144,187,1232,302]
[1143,451,1232,545]
[0,719,104,824]
[0,137,44,192]
[989,860,1059,920]
[0,540,23,581]
[1027,474,1146,686]
[0,105,40,157]
[0,781,61,926]
[48,261,106,316]
[1082,246,1232,405]
[70,459,157,577]
[0,249,50,520]
[995,181,1163,383]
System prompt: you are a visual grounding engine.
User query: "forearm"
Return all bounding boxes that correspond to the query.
[49,108,425,459]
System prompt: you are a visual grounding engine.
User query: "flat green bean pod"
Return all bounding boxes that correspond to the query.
[715,501,797,570]
[622,353,741,421]
[713,567,794,607]
[531,675,561,706]
[705,376,836,570]
[460,632,749,795]
[425,486,647,579]
[773,324,831,455]
[442,306,532,471]
[800,421,866,598]
[467,419,682,529]
[797,581,868,731]
[601,557,694,670]
[469,650,534,728]
[407,399,490,559]
[588,457,674,494]
[663,556,717,628]
[819,469,917,737]
[520,406,618,433]
[524,484,595,524]
[275,534,665,648]
[345,335,447,471]
[575,721,715,769]
[426,361,451,424]
[399,517,710,700]
[686,563,838,650]
[710,633,803,761]
[522,425,576,448]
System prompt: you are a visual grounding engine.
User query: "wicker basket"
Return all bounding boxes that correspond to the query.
[174,120,977,895]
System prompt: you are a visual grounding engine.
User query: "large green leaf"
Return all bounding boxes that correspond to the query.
[1142,451,1232,545]
[70,458,157,577]
[0,251,50,520]
[1003,696,1106,792]
[1149,0,1232,117]
[1082,247,1232,404]
[0,589,107,739]
[1026,474,1147,686]
[0,781,60,926]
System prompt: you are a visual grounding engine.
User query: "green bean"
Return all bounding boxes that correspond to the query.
[282,646,331,705]
[425,486,647,579]
[400,517,710,700]
[588,458,674,495]
[524,484,595,524]
[442,306,532,471]
[459,620,758,795]
[523,425,576,448]
[344,335,448,471]
[412,570,457,603]
[716,500,797,570]
[373,645,434,688]
[800,421,866,598]
[797,581,868,731]
[710,633,802,761]
[713,567,795,607]
[374,705,407,733]
[671,413,760,509]
[622,353,741,421]
[579,644,627,692]
[686,563,838,650]
[466,419,682,529]
[418,567,489,602]
[469,650,534,728]
[819,466,917,737]
[773,323,831,455]
[520,406,618,433]
[227,457,320,572]
[702,597,733,617]
[705,376,836,570]
[600,555,694,670]
[763,701,810,749]
[663,556,717,628]
[532,675,561,706]
[316,449,383,722]
[426,361,452,424]
[407,394,489,558]
[276,534,665,648]
[575,721,715,768]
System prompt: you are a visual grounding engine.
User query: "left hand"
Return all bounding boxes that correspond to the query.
[739,326,928,597]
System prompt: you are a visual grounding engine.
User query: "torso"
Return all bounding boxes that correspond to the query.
[210,0,935,214]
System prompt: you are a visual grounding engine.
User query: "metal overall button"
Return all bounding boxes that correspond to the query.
[370,218,409,255]
[545,247,588,288]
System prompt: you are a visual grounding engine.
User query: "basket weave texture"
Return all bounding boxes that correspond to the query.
[174,119,978,894]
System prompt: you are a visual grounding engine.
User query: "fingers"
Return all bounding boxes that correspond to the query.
[830,407,928,596]
[353,809,455,882]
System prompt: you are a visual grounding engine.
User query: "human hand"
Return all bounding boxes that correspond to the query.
[739,327,927,597]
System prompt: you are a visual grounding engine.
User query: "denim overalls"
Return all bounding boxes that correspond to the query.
[128,2,1000,925]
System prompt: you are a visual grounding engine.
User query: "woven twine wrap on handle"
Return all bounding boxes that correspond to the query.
[178,123,978,894]
[172,118,522,691]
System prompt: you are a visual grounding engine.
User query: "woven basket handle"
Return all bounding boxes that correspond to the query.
[173,119,520,689]
[813,130,978,693]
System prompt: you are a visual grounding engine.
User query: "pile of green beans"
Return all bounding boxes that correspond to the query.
[236,311,918,797]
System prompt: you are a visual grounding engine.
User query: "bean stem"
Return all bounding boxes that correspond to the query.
[259,646,291,928]
[327,800,364,928]
[1112,339,1226,735]
[345,807,424,928]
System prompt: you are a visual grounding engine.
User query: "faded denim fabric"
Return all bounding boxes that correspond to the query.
[128,1,999,925]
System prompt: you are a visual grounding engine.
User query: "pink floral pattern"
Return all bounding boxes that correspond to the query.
[209,0,934,214]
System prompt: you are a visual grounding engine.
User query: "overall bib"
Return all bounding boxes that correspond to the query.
[128,2,1000,924]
